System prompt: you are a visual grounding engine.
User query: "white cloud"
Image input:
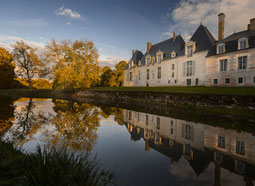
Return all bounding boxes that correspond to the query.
[0,35,45,51]
[164,0,255,41]
[55,4,82,19]
[98,56,128,68]
[66,22,71,25]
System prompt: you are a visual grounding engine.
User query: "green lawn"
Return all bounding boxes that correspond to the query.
[91,86,255,95]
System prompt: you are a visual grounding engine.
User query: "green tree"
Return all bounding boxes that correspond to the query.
[114,60,127,87]
[0,47,15,89]
[12,41,44,90]
[44,40,100,90]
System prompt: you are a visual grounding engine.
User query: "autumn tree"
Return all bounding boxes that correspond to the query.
[12,41,44,90]
[114,60,127,87]
[44,40,100,90]
[100,66,116,87]
[0,47,15,89]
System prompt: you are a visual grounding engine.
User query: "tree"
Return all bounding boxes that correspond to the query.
[12,41,44,90]
[44,40,100,90]
[114,60,127,87]
[100,66,116,87]
[0,47,15,89]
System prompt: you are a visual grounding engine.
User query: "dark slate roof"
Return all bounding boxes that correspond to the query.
[144,35,185,62]
[207,29,255,56]
[190,25,216,52]
[125,50,143,70]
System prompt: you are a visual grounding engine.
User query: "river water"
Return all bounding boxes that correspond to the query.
[0,97,254,186]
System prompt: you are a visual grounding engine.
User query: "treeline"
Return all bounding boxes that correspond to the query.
[0,40,127,90]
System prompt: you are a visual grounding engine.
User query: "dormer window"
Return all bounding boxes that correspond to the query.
[152,56,156,65]
[158,55,161,63]
[187,45,193,57]
[171,51,176,58]
[217,43,225,54]
[239,38,248,50]
[146,56,151,65]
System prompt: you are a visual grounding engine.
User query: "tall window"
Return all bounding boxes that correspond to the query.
[152,57,155,65]
[220,59,227,72]
[187,45,193,57]
[218,135,225,148]
[129,72,132,81]
[182,124,193,140]
[146,115,149,125]
[129,111,132,120]
[138,71,141,80]
[172,72,174,78]
[184,61,194,76]
[147,58,151,65]
[157,117,160,130]
[146,69,150,80]
[172,64,175,70]
[158,67,161,79]
[236,139,245,155]
[158,55,161,63]
[238,56,247,70]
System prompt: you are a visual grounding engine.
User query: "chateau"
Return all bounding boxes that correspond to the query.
[124,13,255,87]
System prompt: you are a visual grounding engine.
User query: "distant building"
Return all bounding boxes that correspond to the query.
[124,13,255,87]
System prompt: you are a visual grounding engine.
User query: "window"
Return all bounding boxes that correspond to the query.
[152,57,155,65]
[129,111,132,120]
[239,38,248,50]
[236,139,245,155]
[172,72,174,78]
[158,55,162,63]
[220,59,227,72]
[171,51,176,58]
[147,58,151,65]
[238,56,247,70]
[187,45,193,57]
[168,80,170,84]
[235,160,245,174]
[147,69,150,80]
[184,61,194,76]
[217,44,225,54]
[171,120,173,125]
[146,115,149,125]
[158,67,161,79]
[172,64,175,70]
[184,144,191,155]
[218,135,225,148]
[195,78,198,86]
[225,78,230,84]
[215,152,223,163]
[213,79,218,85]
[138,71,141,80]
[238,77,244,84]
[157,117,160,129]
[170,128,173,134]
[175,80,177,84]
[129,72,132,81]
[182,124,193,140]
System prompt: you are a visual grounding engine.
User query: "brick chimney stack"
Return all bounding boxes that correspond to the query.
[132,49,136,55]
[173,32,177,41]
[147,42,152,54]
[248,18,255,30]
[218,13,225,41]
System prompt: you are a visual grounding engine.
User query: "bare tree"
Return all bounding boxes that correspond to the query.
[12,41,44,90]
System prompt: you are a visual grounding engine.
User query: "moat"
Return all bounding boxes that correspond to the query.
[1,97,255,186]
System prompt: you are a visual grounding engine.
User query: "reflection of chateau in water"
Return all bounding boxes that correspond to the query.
[123,110,255,185]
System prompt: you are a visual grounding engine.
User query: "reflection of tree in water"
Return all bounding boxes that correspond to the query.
[8,98,49,147]
[46,100,101,151]
[100,106,124,126]
[0,98,16,136]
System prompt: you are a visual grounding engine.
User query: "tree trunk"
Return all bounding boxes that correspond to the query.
[28,79,32,91]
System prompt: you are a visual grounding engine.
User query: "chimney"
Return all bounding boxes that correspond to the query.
[147,42,152,53]
[218,13,225,41]
[248,18,255,31]
[132,49,136,55]
[173,32,177,41]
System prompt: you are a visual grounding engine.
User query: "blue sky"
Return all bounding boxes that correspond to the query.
[1,0,255,67]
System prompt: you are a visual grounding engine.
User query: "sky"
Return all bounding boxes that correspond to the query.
[0,0,255,68]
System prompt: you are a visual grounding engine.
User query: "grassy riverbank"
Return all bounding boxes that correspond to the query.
[91,86,255,95]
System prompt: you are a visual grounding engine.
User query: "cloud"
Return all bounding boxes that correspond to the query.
[164,0,255,41]
[66,22,71,25]
[55,4,82,19]
[98,56,128,68]
[0,35,45,50]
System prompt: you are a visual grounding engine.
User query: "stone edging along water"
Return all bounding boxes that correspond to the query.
[74,90,255,109]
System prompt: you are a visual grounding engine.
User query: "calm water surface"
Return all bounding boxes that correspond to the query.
[0,97,255,186]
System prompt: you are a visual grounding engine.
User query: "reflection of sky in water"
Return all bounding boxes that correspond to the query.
[3,98,254,186]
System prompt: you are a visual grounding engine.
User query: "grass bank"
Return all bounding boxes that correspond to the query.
[91,86,255,95]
